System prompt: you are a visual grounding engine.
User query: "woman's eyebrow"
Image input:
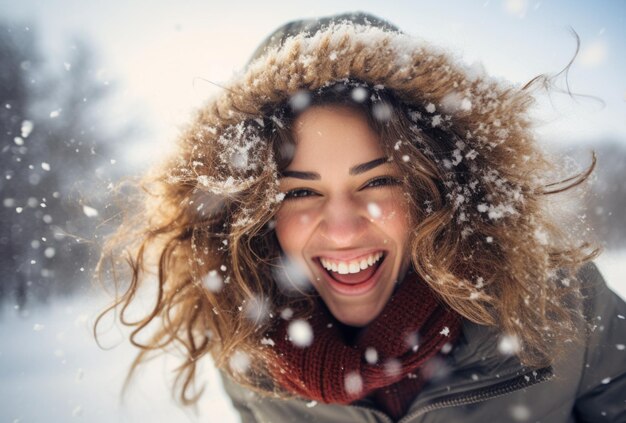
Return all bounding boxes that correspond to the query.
[349,157,389,175]
[280,170,320,180]
[280,157,389,180]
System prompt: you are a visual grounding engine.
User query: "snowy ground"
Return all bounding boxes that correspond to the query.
[0,296,239,423]
[1,251,624,423]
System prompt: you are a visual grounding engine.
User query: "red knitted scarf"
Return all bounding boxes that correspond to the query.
[268,272,462,420]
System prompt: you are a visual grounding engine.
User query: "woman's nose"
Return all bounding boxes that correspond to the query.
[318,196,368,246]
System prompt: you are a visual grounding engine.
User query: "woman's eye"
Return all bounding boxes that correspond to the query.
[364,176,401,189]
[283,188,317,200]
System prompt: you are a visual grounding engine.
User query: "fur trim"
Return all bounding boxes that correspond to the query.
[198,22,533,145]
[176,22,543,226]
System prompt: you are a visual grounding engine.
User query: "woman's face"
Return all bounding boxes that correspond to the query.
[275,105,412,327]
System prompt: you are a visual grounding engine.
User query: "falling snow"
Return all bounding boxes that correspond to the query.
[229,350,251,374]
[20,120,33,138]
[287,319,313,347]
[82,205,98,217]
[260,337,275,346]
[202,270,223,292]
[364,347,378,364]
[351,87,368,103]
[280,308,294,320]
[498,334,521,356]
[344,371,363,395]
[367,202,382,219]
[441,342,453,354]
[372,102,392,121]
[510,404,531,421]
[289,91,311,112]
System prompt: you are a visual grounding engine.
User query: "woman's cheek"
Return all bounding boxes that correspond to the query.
[364,191,408,225]
[275,206,316,251]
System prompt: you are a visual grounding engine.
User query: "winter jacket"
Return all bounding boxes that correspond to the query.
[221,262,626,422]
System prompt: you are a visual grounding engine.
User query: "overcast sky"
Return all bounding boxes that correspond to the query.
[2,0,625,165]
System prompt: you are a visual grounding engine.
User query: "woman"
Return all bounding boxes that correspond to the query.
[97,13,626,422]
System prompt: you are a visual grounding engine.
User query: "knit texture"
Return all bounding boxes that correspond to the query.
[268,273,461,420]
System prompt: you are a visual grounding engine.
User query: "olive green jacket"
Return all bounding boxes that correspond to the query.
[221,263,626,422]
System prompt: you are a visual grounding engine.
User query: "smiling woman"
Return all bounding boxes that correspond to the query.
[275,105,411,327]
[97,12,626,423]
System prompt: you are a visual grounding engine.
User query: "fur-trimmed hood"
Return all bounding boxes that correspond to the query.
[171,13,545,230]
[194,17,534,149]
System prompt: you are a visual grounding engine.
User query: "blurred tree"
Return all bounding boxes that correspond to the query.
[0,21,125,308]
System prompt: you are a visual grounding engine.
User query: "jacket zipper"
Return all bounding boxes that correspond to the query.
[350,366,553,423]
[399,366,553,422]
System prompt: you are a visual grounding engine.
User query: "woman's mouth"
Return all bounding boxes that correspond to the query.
[315,251,386,295]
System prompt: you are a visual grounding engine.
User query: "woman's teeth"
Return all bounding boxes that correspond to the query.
[319,252,384,275]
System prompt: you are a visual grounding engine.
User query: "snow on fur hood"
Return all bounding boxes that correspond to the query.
[198,20,534,143]
[168,17,546,230]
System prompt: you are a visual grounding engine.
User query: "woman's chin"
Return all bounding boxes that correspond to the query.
[324,299,387,327]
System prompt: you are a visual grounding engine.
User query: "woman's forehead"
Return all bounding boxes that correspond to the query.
[289,105,385,166]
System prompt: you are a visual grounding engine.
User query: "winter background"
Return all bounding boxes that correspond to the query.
[0,0,624,422]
